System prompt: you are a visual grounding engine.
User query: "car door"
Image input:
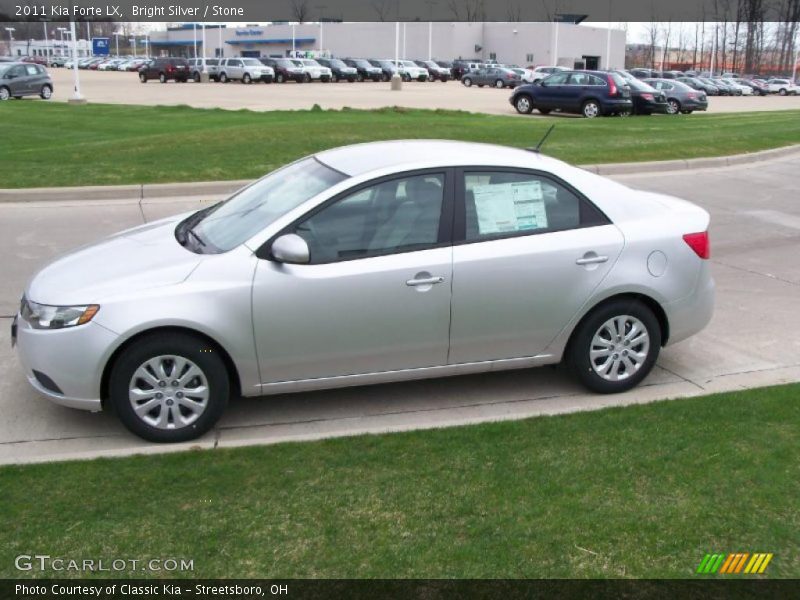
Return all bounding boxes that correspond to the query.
[252,169,455,384]
[449,168,624,364]
[536,72,571,109]
[5,65,28,95]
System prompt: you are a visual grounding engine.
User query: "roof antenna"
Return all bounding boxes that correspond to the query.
[527,124,556,153]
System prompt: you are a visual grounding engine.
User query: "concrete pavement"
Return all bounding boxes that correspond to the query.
[1,152,799,464]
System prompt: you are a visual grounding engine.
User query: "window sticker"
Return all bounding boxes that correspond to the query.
[472,181,548,235]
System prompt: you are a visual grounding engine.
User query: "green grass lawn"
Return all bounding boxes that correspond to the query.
[1,102,799,188]
[1,384,797,579]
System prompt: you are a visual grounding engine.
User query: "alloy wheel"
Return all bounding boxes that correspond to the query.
[589,316,650,382]
[0,87,8,101]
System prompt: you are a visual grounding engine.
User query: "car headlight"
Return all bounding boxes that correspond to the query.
[20,297,100,329]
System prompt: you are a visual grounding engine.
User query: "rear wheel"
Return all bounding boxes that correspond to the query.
[0,86,9,101]
[581,99,601,118]
[109,332,230,443]
[357,73,364,82]
[567,299,661,394]
[276,73,285,83]
[779,88,787,96]
[495,79,504,88]
[159,73,167,84]
[463,77,473,87]
[219,72,228,83]
[514,94,534,114]
[40,84,52,100]
[139,72,147,83]
[666,98,680,114]
[243,73,251,84]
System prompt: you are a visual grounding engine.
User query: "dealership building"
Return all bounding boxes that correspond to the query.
[148,22,626,69]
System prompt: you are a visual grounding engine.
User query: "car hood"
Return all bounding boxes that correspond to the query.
[26,213,203,306]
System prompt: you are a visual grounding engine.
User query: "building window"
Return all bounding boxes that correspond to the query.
[489,52,496,61]
[526,53,534,63]
[215,48,222,58]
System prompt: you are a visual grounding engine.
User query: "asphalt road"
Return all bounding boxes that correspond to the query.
[43,69,800,115]
[1,153,799,464]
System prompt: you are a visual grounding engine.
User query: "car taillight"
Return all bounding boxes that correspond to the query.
[688,92,698,98]
[683,232,710,259]
[608,76,618,96]
[506,73,513,78]
[641,93,654,101]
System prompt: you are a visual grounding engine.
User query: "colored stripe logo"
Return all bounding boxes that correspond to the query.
[696,553,773,574]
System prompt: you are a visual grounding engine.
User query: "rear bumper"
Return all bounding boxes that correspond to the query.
[602,98,634,114]
[663,271,715,346]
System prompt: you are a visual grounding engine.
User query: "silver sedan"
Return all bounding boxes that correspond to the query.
[13,141,714,442]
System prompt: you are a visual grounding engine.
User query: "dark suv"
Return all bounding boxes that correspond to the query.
[261,58,305,83]
[138,57,190,83]
[343,58,383,82]
[316,58,358,82]
[510,70,632,118]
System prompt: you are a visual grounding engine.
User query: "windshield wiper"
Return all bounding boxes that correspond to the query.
[185,226,206,247]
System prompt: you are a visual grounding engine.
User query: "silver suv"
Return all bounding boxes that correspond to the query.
[218,58,274,84]
[188,58,221,82]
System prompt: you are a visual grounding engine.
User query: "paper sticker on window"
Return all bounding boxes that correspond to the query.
[472,181,548,235]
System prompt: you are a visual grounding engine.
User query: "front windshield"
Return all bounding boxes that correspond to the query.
[192,158,347,252]
[353,59,370,68]
[329,59,346,68]
[401,61,416,67]
[0,64,10,76]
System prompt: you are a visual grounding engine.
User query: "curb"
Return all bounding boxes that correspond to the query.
[582,143,800,175]
[1,145,798,203]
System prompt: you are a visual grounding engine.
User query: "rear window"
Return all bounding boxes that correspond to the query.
[609,73,628,88]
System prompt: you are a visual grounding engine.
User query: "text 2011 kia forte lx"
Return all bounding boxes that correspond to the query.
[13,141,714,442]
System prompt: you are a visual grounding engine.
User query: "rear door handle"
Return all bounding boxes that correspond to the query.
[575,255,609,265]
[406,276,445,286]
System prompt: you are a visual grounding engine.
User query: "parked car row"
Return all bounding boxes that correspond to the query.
[509,69,710,118]
[628,68,797,96]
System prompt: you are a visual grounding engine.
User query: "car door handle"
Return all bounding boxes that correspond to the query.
[406,276,445,286]
[575,255,609,265]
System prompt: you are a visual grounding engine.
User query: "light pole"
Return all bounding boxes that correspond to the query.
[113,31,120,57]
[402,22,406,59]
[130,37,137,58]
[218,26,223,59]
[43,23,50,65]
[552,20,559,66]
[4,27,14,57]
[58,27,67,57]
[201,23,208,78]
[144,34,149,59]
[710,22,718,76]
[316,4,327,54]
[292,22,296,55]
[193,23,197,58]
[425,0,436,60]
[69,20,85,103]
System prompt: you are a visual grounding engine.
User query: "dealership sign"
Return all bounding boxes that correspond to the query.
[235,29,264,36]
[92,37,110,55]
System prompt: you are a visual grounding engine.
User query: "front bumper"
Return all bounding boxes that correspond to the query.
[259,74,275,83]
[13,313,118,412]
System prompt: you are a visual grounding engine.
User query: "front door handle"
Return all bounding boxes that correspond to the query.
[406,276,445,286]
[575,255,609,265]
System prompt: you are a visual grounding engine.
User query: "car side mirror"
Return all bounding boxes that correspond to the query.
[271,233,310,264]
[539,80,547,87]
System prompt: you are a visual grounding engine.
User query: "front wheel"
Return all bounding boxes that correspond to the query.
[581,99,601,118]
[40,84,52,100]
[463,77,472,87]
[219,73,228,83]
[779,88,787,96]
[514,94,533,114]
[304,73,312,83]
[139,72,147,83]
[0,86,9,101]
[243,73,251,84]
[566,299,661,394]
[109,332,230,443]
[495,79,504,88]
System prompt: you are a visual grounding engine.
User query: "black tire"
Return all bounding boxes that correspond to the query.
[514,94,534,114]
[40,84,52,100]
[109,332,230,443]
[276,73,285,83]
[193,71,201,82]
[566,298,661,394]
[463,77,472,87]
[159,73,167,84]
[581,99,601,118]
[666,98,680,114]
[243,73,251,84]
[0,86,10,101]
[139,72,147,83]
[304,73,312,83]
[331,74,338,83]
[779,88,787,96]
[357,73,364,82]
[495,79,504,88]
[220,73,228,83]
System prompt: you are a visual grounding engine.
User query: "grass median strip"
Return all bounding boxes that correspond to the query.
[2,103,800,188]
[1,383,798,578]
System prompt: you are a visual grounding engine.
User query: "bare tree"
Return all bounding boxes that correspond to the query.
[289,0,310,23]
[371,0,392,21]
